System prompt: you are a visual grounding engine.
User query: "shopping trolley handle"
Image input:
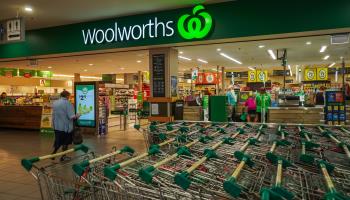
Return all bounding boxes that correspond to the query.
[21,144,89,171]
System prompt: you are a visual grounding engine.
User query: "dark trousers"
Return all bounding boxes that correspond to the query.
[231,106,236,121]
[52,130,72,155]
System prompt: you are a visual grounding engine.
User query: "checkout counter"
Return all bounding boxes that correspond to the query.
[268,94,324,124]
[0,106,43,129]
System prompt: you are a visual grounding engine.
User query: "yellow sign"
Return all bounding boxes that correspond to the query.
[304,68,317,81]
[248,70,256,82]
[317,67,328,80]
[256,70,268,82]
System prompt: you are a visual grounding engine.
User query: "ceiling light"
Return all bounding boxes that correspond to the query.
[328,62,336,68]
[197,58,208,64]
[267,49,277,60]
[323,55,330,60]
[216,48,221,52]
[179,51,183,54]
[248,67,255,71]
[219,53,242,64]
[137,60,141,63]
[306,41,312,45]
[178,56,192,61]
[258,45,265,48]
[81,76,102,80]
[24,6,33,12]
[53,74,74,78]
[48,66,52,69]
[320,45,327,53]
[88,63,94,66]
[120,67,125,70]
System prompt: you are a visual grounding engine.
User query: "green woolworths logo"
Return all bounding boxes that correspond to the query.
[178,5,213,40]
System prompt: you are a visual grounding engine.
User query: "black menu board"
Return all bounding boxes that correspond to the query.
[152,54,166,97]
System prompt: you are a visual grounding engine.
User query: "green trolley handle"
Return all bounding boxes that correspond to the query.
[21,144,89,171]
[72,146,134,176]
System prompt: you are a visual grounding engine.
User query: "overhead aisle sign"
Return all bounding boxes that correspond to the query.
[304,68,328,81]
[317,67,328,81]
[248,71,256,82]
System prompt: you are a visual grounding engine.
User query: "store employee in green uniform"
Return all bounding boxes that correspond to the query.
[0,92,14,105]
[255,88,271,123]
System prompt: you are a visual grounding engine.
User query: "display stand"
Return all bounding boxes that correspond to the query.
[325,90,346,125]
[40,95,58,135]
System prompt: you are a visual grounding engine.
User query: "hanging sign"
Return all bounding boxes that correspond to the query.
[0,18,25,44]
[248,70,256,82]
[304,68,317,81]
[317,67,328,81]
[256,70,268,82]
[191,69,198,80]
[195,72,219,85]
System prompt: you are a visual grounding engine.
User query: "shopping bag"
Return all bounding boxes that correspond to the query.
[72,126,83,145]
[240,112,247,122]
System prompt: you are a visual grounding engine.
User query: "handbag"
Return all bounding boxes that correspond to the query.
[72,124,83,145]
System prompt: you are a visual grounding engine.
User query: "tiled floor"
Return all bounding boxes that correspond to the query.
[0,128,147,199]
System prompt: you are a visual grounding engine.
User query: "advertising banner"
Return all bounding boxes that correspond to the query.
[317,67,328,81]
[195,72,220,85]
[202,95,209,121]
[19,69,36,78]
[304,68,317,81]
[0,68,17,77]
[75,84,96,127]
[37,70,53,78]
[248,70,256,82]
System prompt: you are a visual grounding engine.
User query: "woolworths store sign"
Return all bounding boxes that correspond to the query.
[82,5,213,45]
[1,0,350,59]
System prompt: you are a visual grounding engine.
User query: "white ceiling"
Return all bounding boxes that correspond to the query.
[178,35,350,71]
[0,35,349,78]
[0,0,228,30]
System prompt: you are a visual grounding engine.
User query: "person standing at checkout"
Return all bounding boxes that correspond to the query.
[255,88,271,123]
[226,87,237,121]
[52,90,80,161]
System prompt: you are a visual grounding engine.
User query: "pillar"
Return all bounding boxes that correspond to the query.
[138,71,143,91]
[148,48,178,122]
[221,66,225,94]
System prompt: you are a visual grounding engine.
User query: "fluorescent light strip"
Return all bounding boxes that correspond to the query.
[178,56,192,61]
[323,55,330,60]
[248,67,255,71]
[328,62,336,68]
[219,53,242,64]
[53,74,74,78]
[81,76,102,79]
[53,74,102,79]
[267,49,276,60]
[197,58,208,64]
[320,45,327,53]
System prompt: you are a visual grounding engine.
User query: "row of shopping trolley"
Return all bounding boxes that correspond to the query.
[21,121,350,199]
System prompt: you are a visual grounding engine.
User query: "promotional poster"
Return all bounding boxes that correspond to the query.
[75,84,96,127]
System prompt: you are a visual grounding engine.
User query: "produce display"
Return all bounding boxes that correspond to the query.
[22,122,350,200]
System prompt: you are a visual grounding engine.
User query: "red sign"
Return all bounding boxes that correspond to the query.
[195,73,220,85]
